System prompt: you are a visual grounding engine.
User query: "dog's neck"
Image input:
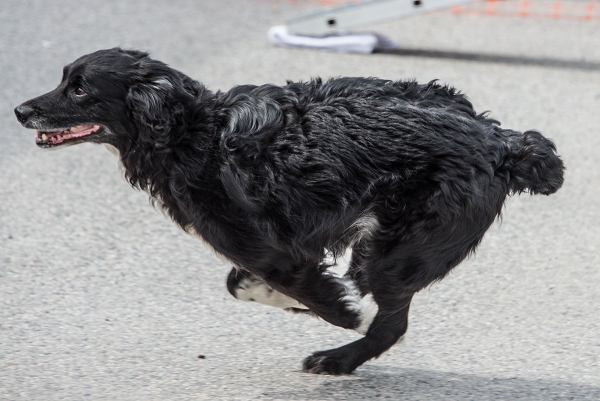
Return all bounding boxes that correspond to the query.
[110,89,228,228]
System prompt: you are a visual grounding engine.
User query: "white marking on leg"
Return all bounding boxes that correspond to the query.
[355,293,379,335]
[339,276,362,313]
[234,277,308,309]
[337,276,379,336]
[325,248,352,276]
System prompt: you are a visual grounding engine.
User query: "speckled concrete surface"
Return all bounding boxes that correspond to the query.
[1,1,599,400]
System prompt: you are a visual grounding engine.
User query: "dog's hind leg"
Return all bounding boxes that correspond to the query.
[343,241,372,297]
[302,247,421,375]
[302,215,492,374]
[302,296,413,374]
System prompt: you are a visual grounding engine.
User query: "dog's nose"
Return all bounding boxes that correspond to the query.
[14,104,34,124]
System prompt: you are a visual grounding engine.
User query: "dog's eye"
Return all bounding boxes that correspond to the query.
[73,87,86,96]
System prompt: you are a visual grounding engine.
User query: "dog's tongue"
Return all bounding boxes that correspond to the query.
[43,124,100,144]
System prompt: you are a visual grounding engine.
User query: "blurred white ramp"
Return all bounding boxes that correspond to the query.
[268,25,397,54]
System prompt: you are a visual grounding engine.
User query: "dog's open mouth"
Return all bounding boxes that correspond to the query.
[36,124,101,147]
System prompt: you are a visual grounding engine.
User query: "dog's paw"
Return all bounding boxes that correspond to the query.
[227,269,308,310]
[302,350,356,375]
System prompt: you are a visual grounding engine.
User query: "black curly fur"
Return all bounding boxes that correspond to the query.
[15,48,565,375]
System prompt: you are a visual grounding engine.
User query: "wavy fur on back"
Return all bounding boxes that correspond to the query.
[16,48,565,374]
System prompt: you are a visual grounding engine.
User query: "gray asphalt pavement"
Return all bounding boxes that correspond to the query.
[1,1,599,400]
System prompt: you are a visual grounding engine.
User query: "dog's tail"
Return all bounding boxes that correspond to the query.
[503,130,565,195]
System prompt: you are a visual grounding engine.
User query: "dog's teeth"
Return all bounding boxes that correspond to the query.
[41,134,48,141]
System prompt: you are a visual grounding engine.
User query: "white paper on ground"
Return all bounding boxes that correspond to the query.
[267,25,397,54]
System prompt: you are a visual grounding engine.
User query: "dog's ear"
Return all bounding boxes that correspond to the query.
[125,61,188,147]
[127,77,173,131]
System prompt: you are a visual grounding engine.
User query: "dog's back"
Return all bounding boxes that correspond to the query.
[217,77,563,258]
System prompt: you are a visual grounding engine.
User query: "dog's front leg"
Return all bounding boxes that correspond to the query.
[227,260,377,334]
[226,267,309,312]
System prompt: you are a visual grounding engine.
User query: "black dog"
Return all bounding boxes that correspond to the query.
[15,48,564,374]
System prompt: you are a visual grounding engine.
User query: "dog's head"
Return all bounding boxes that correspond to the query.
[14,47,200,150]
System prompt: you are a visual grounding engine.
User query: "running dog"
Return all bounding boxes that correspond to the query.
[15,48,564,374]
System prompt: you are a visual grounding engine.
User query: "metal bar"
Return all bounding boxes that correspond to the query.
[287,0,477,36]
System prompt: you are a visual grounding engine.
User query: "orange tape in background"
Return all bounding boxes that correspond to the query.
[453,0,599,20]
